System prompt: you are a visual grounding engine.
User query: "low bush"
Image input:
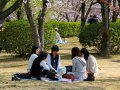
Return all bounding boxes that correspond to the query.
[0,20,56,55]
[46,21,80,37]
[79,22,120,53]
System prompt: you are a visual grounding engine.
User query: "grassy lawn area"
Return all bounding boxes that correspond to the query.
[0,37,120,90]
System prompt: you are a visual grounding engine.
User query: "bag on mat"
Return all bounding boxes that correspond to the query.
[65,65,72,73]
[62,74,74,81]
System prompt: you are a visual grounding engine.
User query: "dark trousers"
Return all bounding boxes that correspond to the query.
[84,73,95,81]
[31,70,58,80]
[43,70,58,80]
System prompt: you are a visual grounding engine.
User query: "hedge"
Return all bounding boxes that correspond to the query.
[46,21,80,37]
[0,20,56,55]
[79,22,120,53]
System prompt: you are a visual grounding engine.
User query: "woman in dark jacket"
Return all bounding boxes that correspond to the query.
[31,51,58,80]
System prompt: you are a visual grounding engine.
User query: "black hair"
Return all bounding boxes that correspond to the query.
[51,45,59,52]
[39,51,48,61]
[71,47,80,59]
[35,51,48,63]
[90,15,93,17]
[30,46,39,56]
[80,48,90,60]
[93,14,97,18]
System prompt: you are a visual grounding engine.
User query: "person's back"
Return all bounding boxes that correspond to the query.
[71,47,87,81]
[27,46,40,73]
[30,57,43,77]
[72,56,86,80]
[27,54,38,72]
[87,55,98,73]
[80,48,99,81]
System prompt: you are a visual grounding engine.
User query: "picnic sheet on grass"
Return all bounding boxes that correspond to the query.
[41,78,72,83]
[21,77,82,83]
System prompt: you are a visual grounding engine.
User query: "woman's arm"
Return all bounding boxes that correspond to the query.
[27,54,38,72]
[57,55,62,69]
[46,54,55,70]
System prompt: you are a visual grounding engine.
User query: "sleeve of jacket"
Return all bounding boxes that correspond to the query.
[72,58,76,72]
[57,55,62,70]
[46,54,55,70]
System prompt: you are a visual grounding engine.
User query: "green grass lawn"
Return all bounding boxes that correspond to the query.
[0,37,120,90]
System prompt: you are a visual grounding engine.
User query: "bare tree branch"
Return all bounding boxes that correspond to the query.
[0,0,23,20]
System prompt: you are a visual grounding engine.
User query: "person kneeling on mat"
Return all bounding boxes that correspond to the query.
[30,51,58,80]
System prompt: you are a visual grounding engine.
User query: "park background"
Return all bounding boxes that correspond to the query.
[0,0,120,90]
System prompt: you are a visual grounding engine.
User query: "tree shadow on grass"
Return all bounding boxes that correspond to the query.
[61,54,71,60]
[111,60,120,63]
[0,55,27,63]
[98,77,120,82]
[49,86,105,90]
[0,55,27,68]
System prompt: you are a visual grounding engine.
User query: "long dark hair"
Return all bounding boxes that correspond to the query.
[80,48,90,60]
[37,51,48,63]
[30,46,39,56]
[71,47,80,59]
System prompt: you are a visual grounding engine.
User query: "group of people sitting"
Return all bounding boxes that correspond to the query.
[25,45,98,81]
[12,45,98,82]
[27,45,61,80]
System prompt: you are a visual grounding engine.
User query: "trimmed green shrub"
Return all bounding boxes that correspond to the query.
[44,23,57,50]
[46,21,80,37]
[0,20,56,55]
[79,22,120,53]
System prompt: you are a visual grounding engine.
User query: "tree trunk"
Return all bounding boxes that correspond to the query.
[74,5,81,22]
[100,1,110,57]
[81,2,86,30]
[112,0,118,22]
[80,2,94,30]
[118,0,120,7]
[24,0,41,48]
[38,0,48,50]
[65,12,70,22]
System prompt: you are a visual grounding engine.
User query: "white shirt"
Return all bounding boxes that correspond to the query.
[46,54,61,71]
[40,61,50,70]
[56,32,63,44]
[27,54,38,72]
[72,56,87,80]
[86,55,99,73]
